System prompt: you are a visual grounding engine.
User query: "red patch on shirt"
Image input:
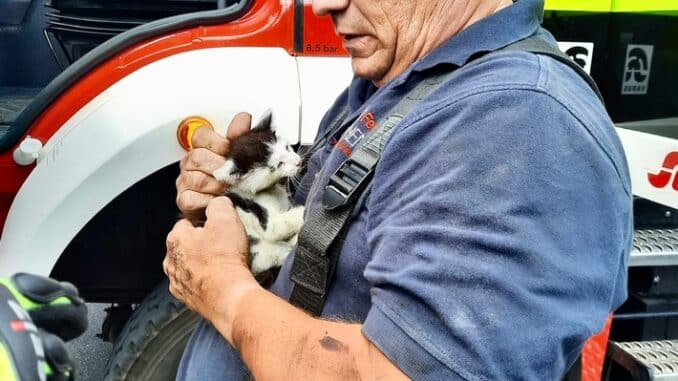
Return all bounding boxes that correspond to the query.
[361,112,376,130]
[336,140,352,157]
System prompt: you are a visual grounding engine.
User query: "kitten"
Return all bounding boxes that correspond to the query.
[184,110,305,282]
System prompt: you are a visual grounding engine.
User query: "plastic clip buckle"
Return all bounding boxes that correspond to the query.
[322,158,373,210]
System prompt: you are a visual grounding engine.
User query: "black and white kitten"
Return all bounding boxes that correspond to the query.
[207,110,305,276]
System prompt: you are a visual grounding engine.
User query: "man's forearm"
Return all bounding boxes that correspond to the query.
[211,287,408,381]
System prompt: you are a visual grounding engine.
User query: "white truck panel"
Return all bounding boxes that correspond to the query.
[297,56,353,144]
[617,127,678,210]
[0,47,300,276]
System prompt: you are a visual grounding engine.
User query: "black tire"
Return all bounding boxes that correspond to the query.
[104,280,200,381]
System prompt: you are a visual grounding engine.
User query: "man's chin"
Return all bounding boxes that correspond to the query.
[351,57,388,86]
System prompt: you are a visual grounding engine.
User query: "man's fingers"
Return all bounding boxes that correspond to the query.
[162,256,170,275]
[177,190,216,213]
[180,148,227,174]
[176,171,226,195]
[191,126,230,156]
[226,112,252,140]
[190,113,251,156]
[204,196,237,227]
[166,219,193,252]
[170,219,194,237]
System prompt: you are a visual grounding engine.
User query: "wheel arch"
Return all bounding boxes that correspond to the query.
[50,163,178,303]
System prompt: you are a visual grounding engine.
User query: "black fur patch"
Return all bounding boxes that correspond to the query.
[254,266,280,289]
[227,191,268,230]
[228,126,276,175]
[180,192,269,229]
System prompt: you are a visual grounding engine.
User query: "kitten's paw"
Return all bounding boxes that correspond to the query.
[288,206,305,231]
[250,241,292,274]
[263,206,305,242]
[237,209,265,237]
[213,159,238,184]
[287,233,298,247]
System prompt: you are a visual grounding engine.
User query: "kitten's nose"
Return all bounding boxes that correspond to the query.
[295,159,301,166]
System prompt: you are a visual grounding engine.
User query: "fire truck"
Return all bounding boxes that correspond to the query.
[0,0,676,379]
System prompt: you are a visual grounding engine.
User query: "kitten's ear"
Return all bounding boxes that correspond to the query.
[252,109,274,132]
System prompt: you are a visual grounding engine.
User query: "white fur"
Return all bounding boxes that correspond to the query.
[236,166,279,194]
[262,205,305,242]
[267,138,301,179]
[212,110,305,275]
[236,208,266,237]
[231,185,291,218]
[233,185,304,274]
[250,240,295,274]
[234,136,301,195]
[213,159,239,184]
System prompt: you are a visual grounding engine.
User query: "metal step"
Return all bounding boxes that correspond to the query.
[607,340,678,380]
[630,229,678,267]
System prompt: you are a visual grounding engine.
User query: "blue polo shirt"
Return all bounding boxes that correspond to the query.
[177,0,632,379]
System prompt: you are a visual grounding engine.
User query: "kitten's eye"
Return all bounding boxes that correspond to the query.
[277,162,284,169]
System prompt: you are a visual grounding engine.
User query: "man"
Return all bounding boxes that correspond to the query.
[165,0,632,379]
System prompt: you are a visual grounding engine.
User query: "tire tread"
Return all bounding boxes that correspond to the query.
[104,280,198,381]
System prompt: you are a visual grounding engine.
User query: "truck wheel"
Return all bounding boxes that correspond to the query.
[104,280,199,381]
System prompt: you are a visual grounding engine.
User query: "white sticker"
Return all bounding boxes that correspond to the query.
[557,42,594,74]
[622,44,654,95]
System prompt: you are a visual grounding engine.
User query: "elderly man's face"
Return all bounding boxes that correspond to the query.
[312,0,416,86]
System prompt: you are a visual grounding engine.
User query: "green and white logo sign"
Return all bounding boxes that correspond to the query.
[557,42,594,74]
[622,44,654,95]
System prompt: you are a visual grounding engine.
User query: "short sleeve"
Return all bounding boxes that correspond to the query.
[361,88,631,380]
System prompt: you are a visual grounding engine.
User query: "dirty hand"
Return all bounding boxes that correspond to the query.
[176,112,252,215]
[164,197,260,343]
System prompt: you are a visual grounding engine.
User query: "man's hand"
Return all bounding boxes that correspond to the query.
[176,112,252,215]
[164,197,261,343]
[166,199,409,381]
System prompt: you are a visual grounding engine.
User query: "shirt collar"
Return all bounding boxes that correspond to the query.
[345,0,545,111]
[391,0,545,87]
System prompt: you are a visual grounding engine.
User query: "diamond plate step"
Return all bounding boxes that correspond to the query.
[630,229,678,267]
[607,340,678,380]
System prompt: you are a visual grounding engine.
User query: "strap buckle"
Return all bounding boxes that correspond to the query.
[322,158,374,210]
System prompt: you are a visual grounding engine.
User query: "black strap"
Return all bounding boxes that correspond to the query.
[289,68,463,314]
[289,34,604,315]
[290,106,349,196]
